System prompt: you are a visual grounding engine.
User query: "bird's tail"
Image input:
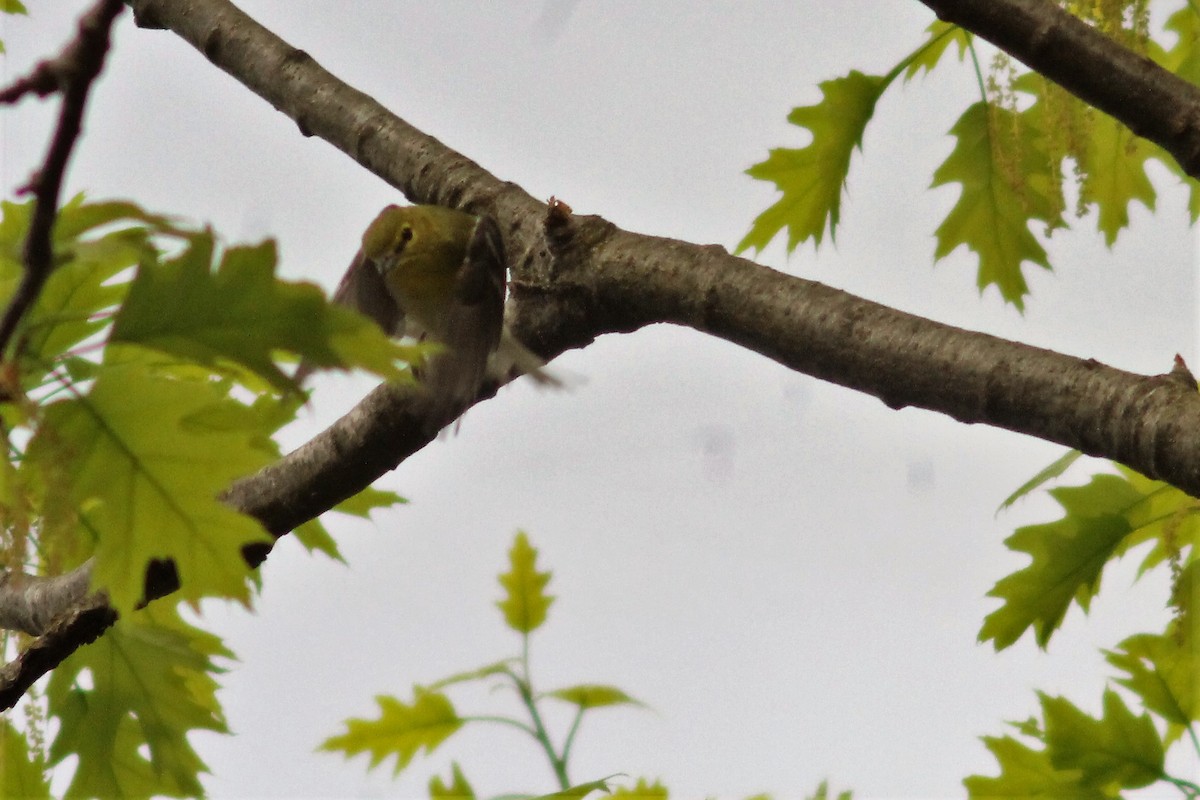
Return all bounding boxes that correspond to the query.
[490,329,564,387]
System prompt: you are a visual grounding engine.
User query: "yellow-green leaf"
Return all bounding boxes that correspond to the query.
[903,21,970,80]
[610,777,667,799]
[979,474,1140,650]
[28,348,273,612]
[546,684,645,710]
[1106,630,1198,745]
[739,71,885,253]
[46,603,230,798]
[532,775,622,799]
[292,518,344,561]
[429,762,476,800]
[0,197,169,388]
[320,689,462,776]
[931,102,1060,309]
[110,232,415,392]
[997,450,1081,512]
[496,531,554,634]
[334,485,407,518]
[1078,113,1156,246]
[423,659,516,692]
[805,780,852,800]
[0,720,50,800]
[1041,690,1164,789]
[964,735,1106,799]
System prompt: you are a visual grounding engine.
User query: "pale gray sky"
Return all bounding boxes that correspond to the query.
[2,2,1197,798]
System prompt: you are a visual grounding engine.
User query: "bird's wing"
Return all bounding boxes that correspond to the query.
[423,214,506,420]
[333,248,405,336]
[293,248,405,385]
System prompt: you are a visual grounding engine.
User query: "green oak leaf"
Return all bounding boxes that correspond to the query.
[931,102,1061,309]
[291,485,406,561]
[0,720,50,800]
[997,449,1081,512]
[610,778,668,799]
[1106,631,1198,744]
[110,232,416,392]
[545,684,646,710]
[532,775,622,799]
[903,21,970,80]
[423,659,516,692]
[320,689,462,776]
[739,71,885,252]
[334,485,407,518]
[496,530,554,634]
[0,197,172,387]
[805,780,851,800]
[1104,466,1200,575]
[964,735,1106,799]
[980,474,1141,650]
[1078,112,1156,246]
[28,348,273,612]
[46,603,231,798]
[1041,690,1164,790]
[429,761,476,799]
[292,518,344,561]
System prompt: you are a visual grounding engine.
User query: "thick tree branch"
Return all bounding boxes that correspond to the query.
[8,0,1199,708]
[122,0,1200,492]
[918,0,1200,178]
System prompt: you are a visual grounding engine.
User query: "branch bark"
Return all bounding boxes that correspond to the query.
[6,0,1200,707]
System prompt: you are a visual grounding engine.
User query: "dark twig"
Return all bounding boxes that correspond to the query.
[0,0,125,358]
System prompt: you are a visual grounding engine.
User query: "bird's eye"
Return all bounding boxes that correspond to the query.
[399,225,414,243]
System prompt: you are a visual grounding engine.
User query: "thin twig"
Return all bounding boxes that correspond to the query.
[0,0,125,358]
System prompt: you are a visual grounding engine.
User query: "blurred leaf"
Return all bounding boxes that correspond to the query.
[997,450,1081,512]
[545,684,645,710]
[320,689,462,776]
[1109,466,1200,575]
[1106,630,1197,744]
[532,775,621,799]
[610,777,667,798]
[27,348,272,612]
[804,779,852,800]
[0,197,174,388]
[334,485,407,518]
[1041,690,1164,790]
[1162,6,1200,85]
[0,0,26,14]
[496,531,554,634]
[932,102,1061,309]
[110,233,415,393]
[739,71,885,253]
[964,735,1105,799]
[46,603,231,798]
[429,761,475,800]
[0,719,50,799]
[292,518,344,561]
[1078,113,1156,246]
[903,20,970,79]
[980,474,1140,650]
[423,659,516,692]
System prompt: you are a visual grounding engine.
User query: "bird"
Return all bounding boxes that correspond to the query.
[300,204,559,425]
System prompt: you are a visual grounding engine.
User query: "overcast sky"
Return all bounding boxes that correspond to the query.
[2,2,1198,798]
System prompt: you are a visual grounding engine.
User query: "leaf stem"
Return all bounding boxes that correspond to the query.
[966,39,988,103]
[514,632,570,789]
[560,705,585,767]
